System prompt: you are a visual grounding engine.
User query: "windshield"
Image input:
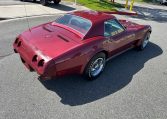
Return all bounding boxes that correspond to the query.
[55,14,92,35]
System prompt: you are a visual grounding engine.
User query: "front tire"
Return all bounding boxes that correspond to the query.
[138,32,150,50]
[84,53,106,80]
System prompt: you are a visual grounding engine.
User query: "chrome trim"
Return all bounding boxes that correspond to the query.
[106,46,134,62]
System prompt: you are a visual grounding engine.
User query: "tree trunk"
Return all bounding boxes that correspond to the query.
[111,0,115,3]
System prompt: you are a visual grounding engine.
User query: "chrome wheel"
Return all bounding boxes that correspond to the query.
[89,58,105,77]
[142,33,150,48]
[84,52,106,80]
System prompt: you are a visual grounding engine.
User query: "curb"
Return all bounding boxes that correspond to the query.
[0,13,60,19]
[0,14,60,23]
[103,11,137,16]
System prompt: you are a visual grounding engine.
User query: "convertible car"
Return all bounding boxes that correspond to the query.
[13,10,151,80]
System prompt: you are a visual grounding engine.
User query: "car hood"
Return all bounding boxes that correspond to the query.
[20,22,81,58]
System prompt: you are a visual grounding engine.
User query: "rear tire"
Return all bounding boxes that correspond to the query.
[40,0,48,6]
[84,52,106,80]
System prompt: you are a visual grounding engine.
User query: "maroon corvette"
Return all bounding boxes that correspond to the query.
[13,10,151,80]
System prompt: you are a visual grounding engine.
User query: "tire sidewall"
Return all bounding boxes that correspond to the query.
[140,32,150,50]
[84,53,106,80]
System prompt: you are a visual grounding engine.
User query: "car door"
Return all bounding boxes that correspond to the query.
[104,19,135,57]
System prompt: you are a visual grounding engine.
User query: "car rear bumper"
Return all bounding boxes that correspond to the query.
[14,47,43,75]
[13,41,44,75]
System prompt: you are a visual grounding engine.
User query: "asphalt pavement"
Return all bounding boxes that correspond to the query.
[0,4,167,119]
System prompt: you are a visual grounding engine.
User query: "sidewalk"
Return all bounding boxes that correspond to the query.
[0,1,89,19]
[0,0,32,6]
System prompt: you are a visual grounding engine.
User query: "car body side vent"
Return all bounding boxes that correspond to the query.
[57,35,69,42]
[43,25,53,32]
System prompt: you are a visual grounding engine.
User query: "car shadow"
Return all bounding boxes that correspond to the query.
[47,3,76,11]
[39,42,163,106]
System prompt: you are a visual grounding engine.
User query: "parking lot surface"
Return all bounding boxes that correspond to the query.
[0,4,167,119]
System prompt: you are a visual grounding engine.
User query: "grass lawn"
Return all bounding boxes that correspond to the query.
[65,0,124,11]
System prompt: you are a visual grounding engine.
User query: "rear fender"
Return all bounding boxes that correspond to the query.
[80,43,108,74]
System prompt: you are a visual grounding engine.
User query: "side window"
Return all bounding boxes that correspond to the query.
[104,19,125,37]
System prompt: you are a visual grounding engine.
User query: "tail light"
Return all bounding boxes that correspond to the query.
[38,59,45,67]
[14,38,19,44]
[17,41,22,47]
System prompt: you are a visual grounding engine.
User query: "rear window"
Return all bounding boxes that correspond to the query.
[55,14,92,35]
